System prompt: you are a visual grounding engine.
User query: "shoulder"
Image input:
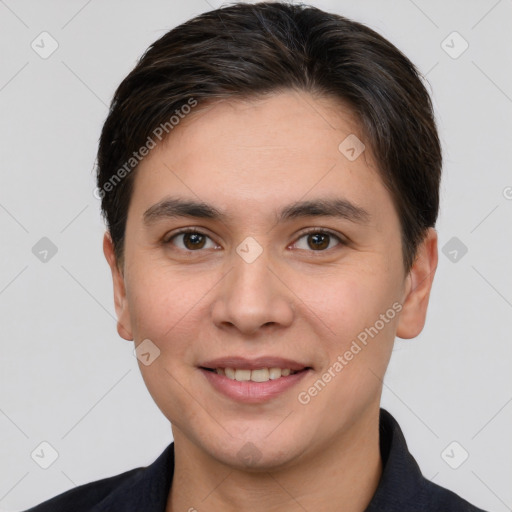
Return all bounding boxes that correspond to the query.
[22,442,175,512]
[368,409,490,512]
[22,466,144,512]
[418,478,489,512]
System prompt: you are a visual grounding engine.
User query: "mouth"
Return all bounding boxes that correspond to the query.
[198,357,313,403]
[200,366,311,382]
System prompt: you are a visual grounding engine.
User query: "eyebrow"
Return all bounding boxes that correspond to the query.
[143,196,371,226]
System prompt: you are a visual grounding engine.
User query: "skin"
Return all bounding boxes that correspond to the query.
[103,90,438,512]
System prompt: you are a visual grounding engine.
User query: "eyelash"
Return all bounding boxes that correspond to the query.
[163,227,346,253]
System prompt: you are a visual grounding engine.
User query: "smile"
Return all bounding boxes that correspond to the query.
[199,367,311,403]
[203,367,301,382]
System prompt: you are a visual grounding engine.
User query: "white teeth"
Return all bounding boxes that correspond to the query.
[235,369,251,381]
[269,367,283,379]
[216,367,299,382]
[251,368,269,382]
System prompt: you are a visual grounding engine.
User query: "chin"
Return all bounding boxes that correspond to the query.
[199,432,307,472]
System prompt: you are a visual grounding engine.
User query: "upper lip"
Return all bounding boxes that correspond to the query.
[200,356,310,371]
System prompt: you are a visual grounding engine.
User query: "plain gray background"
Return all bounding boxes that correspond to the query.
[0,1,511,511]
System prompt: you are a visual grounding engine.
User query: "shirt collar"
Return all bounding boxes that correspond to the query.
[101,408,425,511]
[364,408,425,510]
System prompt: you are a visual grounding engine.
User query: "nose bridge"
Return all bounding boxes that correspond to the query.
[231,247,274,299]
[211,241,294,333]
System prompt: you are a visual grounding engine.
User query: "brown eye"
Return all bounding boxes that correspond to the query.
[182,232,206,250]
[166,230,217,251]
[293,230,344,252]
[307,232,330,250]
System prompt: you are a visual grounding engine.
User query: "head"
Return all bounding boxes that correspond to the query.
[98,2,440,470]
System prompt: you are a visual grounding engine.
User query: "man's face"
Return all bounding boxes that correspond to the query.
[105,91,434,470]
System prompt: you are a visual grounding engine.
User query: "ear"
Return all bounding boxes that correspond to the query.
[396,227,438,339]
[103,231,133,341]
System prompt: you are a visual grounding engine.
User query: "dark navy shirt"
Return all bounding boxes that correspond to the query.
[23,408,488,511]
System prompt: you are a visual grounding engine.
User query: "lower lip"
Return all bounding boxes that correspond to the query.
[199,368,311,403]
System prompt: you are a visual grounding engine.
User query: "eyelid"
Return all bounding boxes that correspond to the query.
[164,227,219,247]
[295,227,346,242]
[164,226,347,251]
[165,226,205,240]
[291,227,346,251]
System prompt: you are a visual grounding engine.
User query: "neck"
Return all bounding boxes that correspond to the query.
[166,407,382,512]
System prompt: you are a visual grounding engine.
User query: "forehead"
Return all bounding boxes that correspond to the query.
[129,90,393,225]
[163,91,368,166]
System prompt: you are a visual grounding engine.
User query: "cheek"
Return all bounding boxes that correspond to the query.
[291,269,375,330]
[292,268,400,358]
[126,264,218,370]
[125,265,191,343]
[125,268,206,425]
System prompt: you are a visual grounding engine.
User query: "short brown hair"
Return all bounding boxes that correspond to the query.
[96,1,442,273]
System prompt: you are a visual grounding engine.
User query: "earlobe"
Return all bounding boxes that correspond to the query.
[396,228,438,340]
[102,232,134,341]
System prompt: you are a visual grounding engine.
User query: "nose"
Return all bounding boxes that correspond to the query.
[210,249,294,335]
